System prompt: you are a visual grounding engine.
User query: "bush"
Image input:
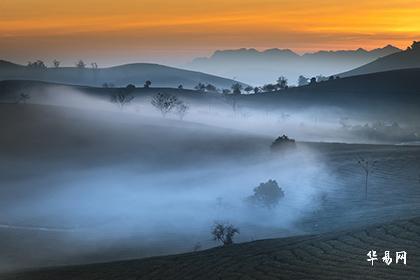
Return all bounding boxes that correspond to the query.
[246,179,284,209]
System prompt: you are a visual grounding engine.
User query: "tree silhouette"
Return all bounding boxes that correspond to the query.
[53,60,61,68]
[205,83,217,93]
[276,76,288,90]
[357,157,378,200]
[27,60,46,69]
[151,93,178,117]
[246,179,284,209]
[17,93,30,104]
[194,83,206,92]
[231,83,242,95]
[144,80,152,88]
[298,75,309,86]
[111,92,134,110]
[175,102,189,120]
[211,223,239,246]
[76,60,86,69]
[244,86,253,94]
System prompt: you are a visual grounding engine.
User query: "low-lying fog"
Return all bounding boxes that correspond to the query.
[1,85,420,271]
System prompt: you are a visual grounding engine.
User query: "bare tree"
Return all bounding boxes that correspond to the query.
[91,62,98,69]
[111,92,134,110]
[53,59,61,68]
[211,223,239,246]
[276,76,288,90]
[151,93,178,117]
[357,157,378,200]
[175,101,189,120]
[17,93,30,104]
[76,60,86,69]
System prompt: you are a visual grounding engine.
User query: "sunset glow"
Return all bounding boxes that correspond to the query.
[1,0,420,65]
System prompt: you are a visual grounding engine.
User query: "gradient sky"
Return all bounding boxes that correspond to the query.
[1,0,420,66]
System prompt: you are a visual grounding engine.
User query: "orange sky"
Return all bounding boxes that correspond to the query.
[1,0,420,65]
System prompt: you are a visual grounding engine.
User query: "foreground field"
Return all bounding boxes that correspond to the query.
[2,216,419,280]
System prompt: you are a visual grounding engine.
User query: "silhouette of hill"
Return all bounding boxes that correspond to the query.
[2,216,419,280]
[188,45,401,85]
[0,60,245,89]
[341,41,420,77]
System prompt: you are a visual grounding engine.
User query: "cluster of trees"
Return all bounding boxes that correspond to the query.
[26,59,99,69]
[298,75,340,86]
[151,92,189,119]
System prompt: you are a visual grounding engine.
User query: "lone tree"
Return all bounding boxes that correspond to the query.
[76,60,86,69]
[144,80,152,88]
[231,83,242,95]
[194,83,206,92]
[151,93,178,117]
[211,223,239,246]
[175,102,189,120]
[357,157,377,200]
[17,93,30,104]
[244,86,253,94]
[298,75,309,86]
[53,59,61,68]
[247,179,285,209]
[111,92,134,110]
[276,76,288,90]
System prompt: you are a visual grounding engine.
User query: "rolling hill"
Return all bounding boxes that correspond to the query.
[0,60,245,89]
[2,216,419,280]
[340,41,420,77]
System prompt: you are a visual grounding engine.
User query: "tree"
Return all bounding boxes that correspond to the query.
[175,101,189,120]
[27,60,46,69]
[205,83,217,93]
[244,86,253,94]
[357,157,377,200]
[151,93,178,117]
[194,83,206,92]
[253,87,261,94]
[309,77,317,85]
[144,80,152,88]
[246,180,285,209]
[298,75,309,86]
[17,93,30,104]
[222,89,231,94]
[262,84,276,92]
[91,62,98,69]
[276,76,288,90]
[211,223,239,246]
[126,84,136,93]
[76,60,86,69]
[53,59,61,68]
[231,83,242,95]
[111,92,134,109]
[178,84,184,89]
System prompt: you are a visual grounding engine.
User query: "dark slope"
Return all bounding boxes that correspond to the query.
[341,43,420,77]
[0,61,245,89]
[3,217,419,280]
[245,68,420,109]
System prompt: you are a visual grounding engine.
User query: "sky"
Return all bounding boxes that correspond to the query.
[1,0,420,66]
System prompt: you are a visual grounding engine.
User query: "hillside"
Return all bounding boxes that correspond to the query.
[2,216,419,280]
[188,45,401,85]
[341,41,420,77]
[0,60,245,89]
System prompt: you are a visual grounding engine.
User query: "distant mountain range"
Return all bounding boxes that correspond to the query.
[187,45,402,85]
[340,41,420,77]
[0,61,246,89]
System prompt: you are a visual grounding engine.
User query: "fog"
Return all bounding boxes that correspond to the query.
[1,85,419,271]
